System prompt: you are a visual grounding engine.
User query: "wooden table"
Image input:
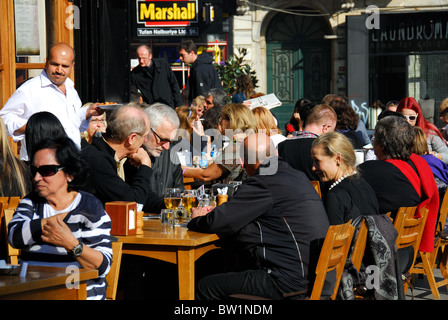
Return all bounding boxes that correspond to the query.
[117,219,219,300]
[0,265,98,300]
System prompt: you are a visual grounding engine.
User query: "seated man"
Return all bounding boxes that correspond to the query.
[278,104,337,181]
[81,104,160,210]
[125,102,183,212]
[187,133,333,299]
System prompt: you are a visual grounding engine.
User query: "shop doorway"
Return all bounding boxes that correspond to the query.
[266,8,331,132]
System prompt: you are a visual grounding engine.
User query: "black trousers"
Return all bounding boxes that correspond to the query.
[196,269,290,300]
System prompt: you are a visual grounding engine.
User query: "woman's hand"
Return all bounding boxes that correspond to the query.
[41,214,78,251]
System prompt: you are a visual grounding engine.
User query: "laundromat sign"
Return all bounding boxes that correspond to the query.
[136,0,197,27]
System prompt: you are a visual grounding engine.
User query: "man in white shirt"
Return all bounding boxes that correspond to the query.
[0,42,102,160]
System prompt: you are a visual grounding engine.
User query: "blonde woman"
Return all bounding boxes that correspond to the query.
[175,106,210,155]
[311,131,378,225]
[252,106,286,147]
[182,103,256,183]
[0,118,32,197]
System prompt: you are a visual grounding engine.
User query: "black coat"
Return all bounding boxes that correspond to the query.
[130,58,183,108]
[187,52,223,102]
[188,158,333,294]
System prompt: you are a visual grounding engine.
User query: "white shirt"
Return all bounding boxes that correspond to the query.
[0,70,88,160]
[270,133,287,147]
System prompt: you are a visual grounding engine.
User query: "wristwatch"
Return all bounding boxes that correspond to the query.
[70,241,84,258]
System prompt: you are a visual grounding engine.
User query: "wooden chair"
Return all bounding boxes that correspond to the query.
[310,220,355,300]
[183,177,195,190]
[310,181,322,198]
[350,219,369,272]
[7,197,21,210]
[410,190,448,299]
[3,208,20,265]
[105,241,123,300]
[393,205,429,296]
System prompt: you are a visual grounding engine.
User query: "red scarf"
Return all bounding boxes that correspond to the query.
[386,153,439,252]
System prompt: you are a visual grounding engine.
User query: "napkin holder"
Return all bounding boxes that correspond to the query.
[105,201,137,236]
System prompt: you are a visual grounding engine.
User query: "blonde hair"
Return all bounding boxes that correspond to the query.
[412,126,429,155]
[252,106,282,136]
[192,95,206,108]
[439,97,448,112]
[312,131,357,171]
[221,103,256,133]
[175,106,197,141]
[0,118,30,197]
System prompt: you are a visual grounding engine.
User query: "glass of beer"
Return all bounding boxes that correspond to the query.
[164,188,182,210]
[182,190,199,221]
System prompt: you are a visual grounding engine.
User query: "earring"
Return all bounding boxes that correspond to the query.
[68,178,72,182]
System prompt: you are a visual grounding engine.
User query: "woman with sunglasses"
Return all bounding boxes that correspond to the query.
[397,97,448,164]
[8,137,113,300]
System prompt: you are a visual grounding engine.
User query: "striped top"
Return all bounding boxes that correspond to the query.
[8,191,112,300]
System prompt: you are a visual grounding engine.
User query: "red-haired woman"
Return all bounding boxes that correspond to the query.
[397,97,448,164]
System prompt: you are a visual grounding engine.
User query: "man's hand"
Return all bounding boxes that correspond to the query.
[191,206,214,219]
[128,147,152,167]
[85,102,104,119]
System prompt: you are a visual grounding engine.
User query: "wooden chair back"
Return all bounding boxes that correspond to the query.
[4,208,20,264]
[350,219,369,271]
[183,177,195,190]
[410,190,448,299]
[105,241,123,300]
[393,206,428,253]
[310,220,355,300]
[0,197,9,210]
[7,197,21,211]
[310,181,322,198]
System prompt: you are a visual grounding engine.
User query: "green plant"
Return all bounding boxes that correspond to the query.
[215,47,258,97]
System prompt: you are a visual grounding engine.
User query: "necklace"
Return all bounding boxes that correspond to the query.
[328,171,357,191]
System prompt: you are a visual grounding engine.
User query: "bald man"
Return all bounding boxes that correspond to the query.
[188,133,333,300]
[0,42,102,161]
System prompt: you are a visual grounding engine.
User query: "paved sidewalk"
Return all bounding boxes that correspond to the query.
[406,268,448,300]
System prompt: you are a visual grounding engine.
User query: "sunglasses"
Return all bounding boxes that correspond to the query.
[30,165,65,177]
[403,114,418,121]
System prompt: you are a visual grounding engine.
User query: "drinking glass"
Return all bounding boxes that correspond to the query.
[164,188,182,210]
[182,190,199,221]
[160,209,175,233]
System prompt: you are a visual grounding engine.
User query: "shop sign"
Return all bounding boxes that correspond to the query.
[135,0,198,37]
[370,11,448,54]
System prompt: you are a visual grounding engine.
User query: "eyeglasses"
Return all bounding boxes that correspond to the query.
[30,165,65,177]
[151,128,172,144]
[403,114,418,121]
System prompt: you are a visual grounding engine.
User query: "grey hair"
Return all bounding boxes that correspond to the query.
[206,88,228,108]
[143,103,180,129]
[103,104,147,143]
[374,115,415,160]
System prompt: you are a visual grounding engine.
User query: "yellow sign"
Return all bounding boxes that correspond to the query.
[137,0,197,27]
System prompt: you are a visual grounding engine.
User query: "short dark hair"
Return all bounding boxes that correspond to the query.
[32,137,88,192]
[176,39,197,54]
[374,116,415,160]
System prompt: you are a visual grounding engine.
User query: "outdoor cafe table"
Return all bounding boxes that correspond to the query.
[0,265,98,300]
[116,217,219,300]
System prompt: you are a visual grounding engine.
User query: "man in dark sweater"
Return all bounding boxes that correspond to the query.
[188,133,333,299]
[81,104,163,211]
[278,104,337,181]
[177,40,223,103]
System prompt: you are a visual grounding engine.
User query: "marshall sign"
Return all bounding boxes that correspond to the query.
[134,0,198,37]
[369,11,448,54]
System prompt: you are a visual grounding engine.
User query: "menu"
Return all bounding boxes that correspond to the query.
[247,93,282,110]
[14,0,41,56]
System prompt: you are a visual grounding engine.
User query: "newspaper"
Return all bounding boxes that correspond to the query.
[247,93,282,110]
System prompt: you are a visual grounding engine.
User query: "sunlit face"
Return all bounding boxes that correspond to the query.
[205,95,214,111]
[32,148,71,199]
[137,47,152,67]
[178,48,195,64]
[401,108,418,126]
[87,115,106,137]
[195,104,204,118]
[45,46,74,87]
[144,120,177,157]
[311,144,340,182]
